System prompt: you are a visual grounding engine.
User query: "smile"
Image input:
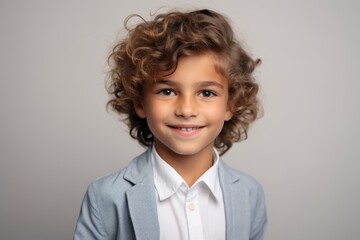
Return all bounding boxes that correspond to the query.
[175,127,200,132]
[168,125,204,137]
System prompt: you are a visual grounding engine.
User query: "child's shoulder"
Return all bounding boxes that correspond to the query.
[219,159,264,191]
[86,150,152,197]
[219,160,266,212]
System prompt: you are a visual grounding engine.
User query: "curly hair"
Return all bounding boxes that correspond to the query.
[107,9,261,155]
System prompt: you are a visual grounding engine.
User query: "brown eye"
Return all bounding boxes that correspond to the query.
[158,89,175,96]
[200,90,215,97]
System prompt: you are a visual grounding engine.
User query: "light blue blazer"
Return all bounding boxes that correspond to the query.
[74,149,267,240]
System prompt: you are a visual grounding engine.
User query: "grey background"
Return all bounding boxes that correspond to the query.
[1,0,359,239]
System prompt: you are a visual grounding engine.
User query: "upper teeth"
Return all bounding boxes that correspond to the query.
[178,127,195,131]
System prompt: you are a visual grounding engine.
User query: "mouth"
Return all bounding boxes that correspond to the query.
[168,125,204,136]
[172,126,202,132]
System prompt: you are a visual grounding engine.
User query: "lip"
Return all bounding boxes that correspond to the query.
[168,125,204,137]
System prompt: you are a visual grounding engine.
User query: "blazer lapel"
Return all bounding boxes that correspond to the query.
[124,150,160,240]
[219,160,250,240]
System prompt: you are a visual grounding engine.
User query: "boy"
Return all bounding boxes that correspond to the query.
[74,9,267,240]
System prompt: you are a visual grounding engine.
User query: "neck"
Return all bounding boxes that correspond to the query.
[154,142,214,187]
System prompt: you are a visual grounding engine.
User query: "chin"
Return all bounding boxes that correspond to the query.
[168,144,209,156]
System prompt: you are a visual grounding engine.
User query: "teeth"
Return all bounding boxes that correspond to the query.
[177,127,196,131]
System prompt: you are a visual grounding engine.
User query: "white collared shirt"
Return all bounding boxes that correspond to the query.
[151,145,226,240]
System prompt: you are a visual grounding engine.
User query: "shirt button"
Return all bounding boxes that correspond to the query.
[188,203,196,211]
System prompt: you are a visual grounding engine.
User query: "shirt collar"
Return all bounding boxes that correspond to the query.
[150,145,222,202]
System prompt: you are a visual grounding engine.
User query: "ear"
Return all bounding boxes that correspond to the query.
[134,101,146,118]
[224,103,233,121]
[224,109,233,121]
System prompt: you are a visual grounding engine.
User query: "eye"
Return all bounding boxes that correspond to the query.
[199,90,216,97]
[158,89,175,96]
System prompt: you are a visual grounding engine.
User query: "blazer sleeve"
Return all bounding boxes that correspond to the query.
[250,184,267,240]
[73,184,108,240]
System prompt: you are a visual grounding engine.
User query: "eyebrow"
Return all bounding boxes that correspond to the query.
[156,80,225,89]
[198,81,225,89]
[155,79,176,86]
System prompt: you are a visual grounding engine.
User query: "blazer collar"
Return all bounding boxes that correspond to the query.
[123,149,160,240]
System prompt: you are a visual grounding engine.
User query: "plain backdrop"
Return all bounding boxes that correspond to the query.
[1,0,359,239]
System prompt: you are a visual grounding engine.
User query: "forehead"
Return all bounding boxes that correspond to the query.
[156,53,227,84]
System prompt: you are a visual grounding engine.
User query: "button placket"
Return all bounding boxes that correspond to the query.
[185,187,203,239]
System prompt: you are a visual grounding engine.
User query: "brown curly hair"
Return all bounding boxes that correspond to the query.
[107,9,261,155]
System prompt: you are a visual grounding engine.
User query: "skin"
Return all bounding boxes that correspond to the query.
[135,53,233,187]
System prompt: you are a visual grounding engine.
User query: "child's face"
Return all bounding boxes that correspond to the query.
[135,53,233,159]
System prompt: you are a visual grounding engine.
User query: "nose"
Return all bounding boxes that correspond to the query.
[175,95,198,118]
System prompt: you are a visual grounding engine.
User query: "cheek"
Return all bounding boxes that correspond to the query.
[144,100,167,123]
[205,101,229,116]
